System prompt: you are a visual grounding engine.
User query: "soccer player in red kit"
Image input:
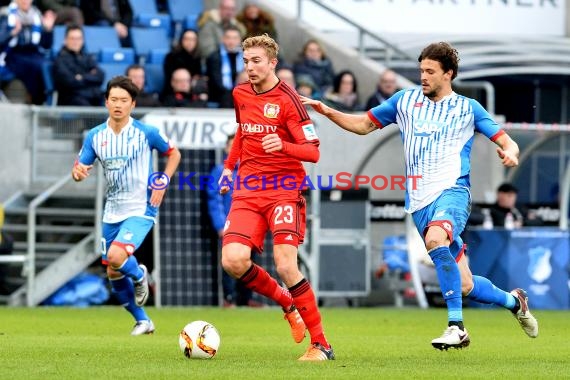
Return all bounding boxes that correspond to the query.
[218,34,334,361]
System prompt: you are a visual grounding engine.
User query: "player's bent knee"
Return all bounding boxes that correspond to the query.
[221,243,252,277]
[274,260,299,280]
[106,245,129,269]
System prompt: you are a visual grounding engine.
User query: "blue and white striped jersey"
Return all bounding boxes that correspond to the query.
[78,117,173,223]
[368,88,504,213]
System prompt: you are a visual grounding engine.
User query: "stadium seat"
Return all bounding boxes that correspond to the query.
[144,63,165,94]
[148,48,169,65]
[130,0,158,16]
[41,60,57,106]
[184,14,199,30]
[99,48,136,64]
[51,25,66,56]
[83,26,121,55]
[130,27,170,63]
[167,0,204,23]
[136,13,172,35]
[99,63,131,90]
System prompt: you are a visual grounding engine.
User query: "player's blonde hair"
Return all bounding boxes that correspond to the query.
[242,33,279,60]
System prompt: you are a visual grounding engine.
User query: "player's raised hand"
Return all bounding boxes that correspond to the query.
[219,168,233,195]
[497,147,519,167]
[262,134,283,153]
[72,162,93,181]
[299,95,328,114]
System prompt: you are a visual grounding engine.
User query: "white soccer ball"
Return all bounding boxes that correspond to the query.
[178,320,221,359]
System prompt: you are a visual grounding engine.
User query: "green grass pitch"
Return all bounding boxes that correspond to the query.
[1,306,568,379]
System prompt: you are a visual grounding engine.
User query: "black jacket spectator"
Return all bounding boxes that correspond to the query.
[81,0,132,28]
[293,40,334,99]
[163,29,202,93]
[53,46,104,106]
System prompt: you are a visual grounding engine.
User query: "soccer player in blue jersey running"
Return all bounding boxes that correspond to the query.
[302,42,538,350]
[72,76,181,335]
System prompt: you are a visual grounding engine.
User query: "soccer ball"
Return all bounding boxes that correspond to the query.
[178,320,221,359]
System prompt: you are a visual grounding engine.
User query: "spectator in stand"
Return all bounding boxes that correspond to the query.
[198,0,245,58]
[80,0,133,47]
[276,66,296,89]
[205,25,243,108]
[53,24,104,106]
[293,39,334,100]
[365,69,399,109]
[162,67,207,108]
[0,0,56,105]
[36,0,83,26]
[322,70,362,112]
[236,2,277,41]
[163,28,203,94]
[296,74,317,99]
[489,183,543,228]
[126,64,161,107]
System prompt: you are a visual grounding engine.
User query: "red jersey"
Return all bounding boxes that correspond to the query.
[226,80,319,199]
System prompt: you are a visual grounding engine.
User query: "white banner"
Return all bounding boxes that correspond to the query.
[143,111,237,149]
[273,0,565,36]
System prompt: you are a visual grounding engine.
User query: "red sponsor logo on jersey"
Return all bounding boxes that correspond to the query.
[263,103,280,118]
[414,102,423,107]
[101,140,108,147]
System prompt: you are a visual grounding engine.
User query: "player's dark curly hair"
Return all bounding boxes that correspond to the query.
[418,42,460,80]
[105,75,139,100]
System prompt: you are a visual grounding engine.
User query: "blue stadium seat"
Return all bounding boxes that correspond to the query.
[167,0,203,23]
[83,26,121,55]
[136,13,172,35]
[130,27,170,63]
[148,48,169,65]
[99,62,130,90]
[99,48,136,64]
[130,0,158,16]
[382,235,410,273]
[144,63,165,94]
[184,13,199,30]
[52,25,66,56]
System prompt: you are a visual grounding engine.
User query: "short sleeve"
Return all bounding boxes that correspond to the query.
[367,89,405,129]
[469,98,503,141]
[78,129,97,165]
[146,125,174,155]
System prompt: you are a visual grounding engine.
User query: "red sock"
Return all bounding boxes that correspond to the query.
[239,264,292,309]
[289,278,329,349]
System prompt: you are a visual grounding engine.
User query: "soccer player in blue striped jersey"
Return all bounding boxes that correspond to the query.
[72,76,181,335]
[302,42,538,349]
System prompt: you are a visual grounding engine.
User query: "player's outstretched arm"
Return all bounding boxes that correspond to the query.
[495,133,519,167]
[300,95,376,135]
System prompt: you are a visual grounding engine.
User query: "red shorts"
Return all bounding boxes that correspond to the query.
[222,195,306,253]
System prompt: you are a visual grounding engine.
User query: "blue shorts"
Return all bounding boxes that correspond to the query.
[412,187,470,259]
[101,216,154,265]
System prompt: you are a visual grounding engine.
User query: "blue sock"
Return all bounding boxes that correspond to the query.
[110,276,149,322]
[429,246,463,323]
[117,255,144,282]
[467,275,516,309]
